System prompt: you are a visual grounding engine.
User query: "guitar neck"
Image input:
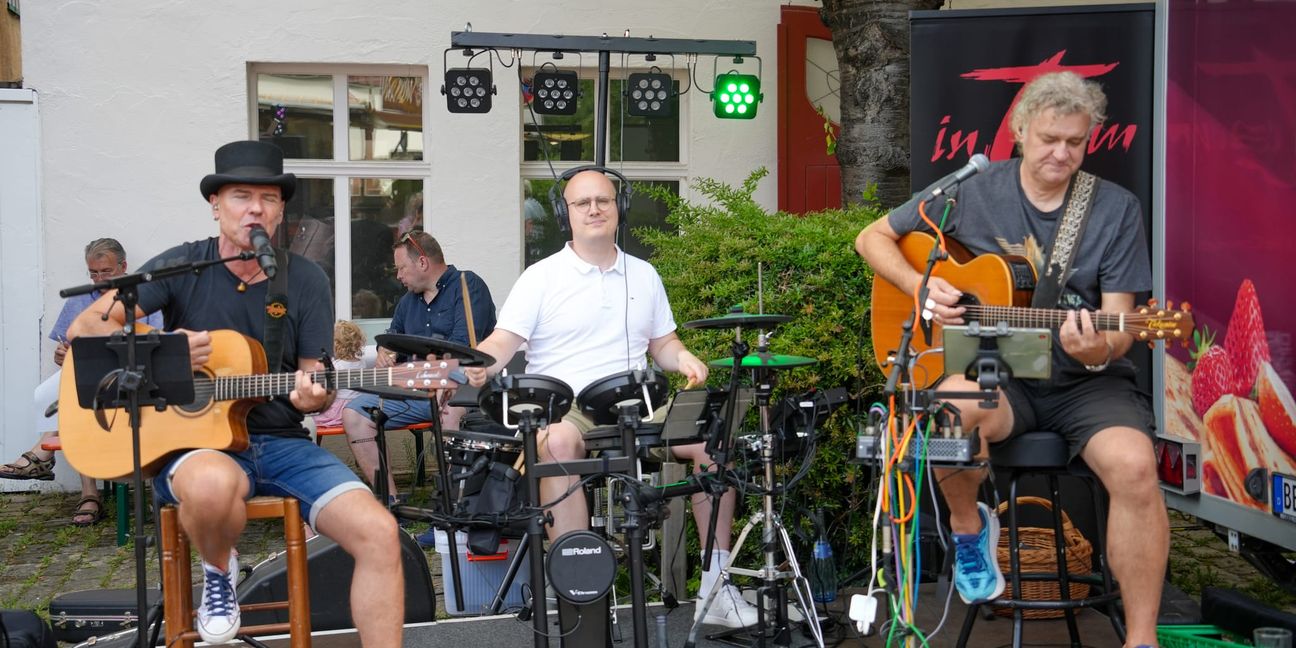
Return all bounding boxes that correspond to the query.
[211,368,399,401]
[963,305,1126,332]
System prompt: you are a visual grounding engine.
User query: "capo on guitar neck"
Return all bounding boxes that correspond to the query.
[320,350,337,392]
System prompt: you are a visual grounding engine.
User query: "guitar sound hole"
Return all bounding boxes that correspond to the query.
[178,374,213,413]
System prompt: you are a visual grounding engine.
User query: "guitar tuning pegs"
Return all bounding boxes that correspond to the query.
[1148,297,1159,307]
[1166,300,1175,310]
[1182,301,1192,311]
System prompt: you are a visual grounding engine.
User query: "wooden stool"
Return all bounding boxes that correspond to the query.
[161,496,311,648]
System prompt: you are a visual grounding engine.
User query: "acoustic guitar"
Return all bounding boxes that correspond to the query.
[59,329,459,480]
[870,231,1194,387]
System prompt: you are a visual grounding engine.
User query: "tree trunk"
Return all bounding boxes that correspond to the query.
[821,0,942,207]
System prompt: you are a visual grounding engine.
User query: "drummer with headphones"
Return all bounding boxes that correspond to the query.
[466,167,759,628]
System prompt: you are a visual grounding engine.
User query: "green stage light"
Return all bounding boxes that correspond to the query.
[712,73,761,119]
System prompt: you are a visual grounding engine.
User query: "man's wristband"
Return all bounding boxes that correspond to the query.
[1084,341,1114,373]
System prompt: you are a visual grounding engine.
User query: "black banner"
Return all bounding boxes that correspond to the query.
[908,4,1154,221]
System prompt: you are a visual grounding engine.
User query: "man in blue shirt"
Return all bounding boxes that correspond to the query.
[341,230,495,500]
[3,238,162,527]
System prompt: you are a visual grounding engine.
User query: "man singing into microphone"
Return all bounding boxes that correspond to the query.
[67,140,404,648]
[856,72,1165,648]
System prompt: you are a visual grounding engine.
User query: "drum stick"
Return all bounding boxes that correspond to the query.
[460,272,478,348]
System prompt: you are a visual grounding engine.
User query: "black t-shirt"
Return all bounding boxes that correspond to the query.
[137,237,334,438]
[887,159,1151,384]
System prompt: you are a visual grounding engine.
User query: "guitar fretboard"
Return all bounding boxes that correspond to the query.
[201,368,443,401]
[963,305,1124,331]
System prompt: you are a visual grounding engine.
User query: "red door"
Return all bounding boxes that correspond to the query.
[778,5,842,214]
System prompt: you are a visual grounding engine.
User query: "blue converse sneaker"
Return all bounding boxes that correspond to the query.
[196,553,240,644]
[952,502,1005,604]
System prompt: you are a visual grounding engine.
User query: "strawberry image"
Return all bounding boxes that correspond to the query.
[1193,345,1236,418]
[1223,279,1270,395]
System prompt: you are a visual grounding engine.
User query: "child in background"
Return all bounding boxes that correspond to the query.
[313,320,367,428]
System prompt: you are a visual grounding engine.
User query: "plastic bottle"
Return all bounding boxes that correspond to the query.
[809,536,838,603]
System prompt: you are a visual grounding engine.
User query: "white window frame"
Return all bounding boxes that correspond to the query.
[247,62,431,320]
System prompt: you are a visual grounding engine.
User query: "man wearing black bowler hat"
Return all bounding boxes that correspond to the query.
[67,140,404,647]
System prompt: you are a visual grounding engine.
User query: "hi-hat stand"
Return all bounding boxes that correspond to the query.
[685,332,824,648]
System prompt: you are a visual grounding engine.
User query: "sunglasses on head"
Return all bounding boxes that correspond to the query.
[398,231,429,260]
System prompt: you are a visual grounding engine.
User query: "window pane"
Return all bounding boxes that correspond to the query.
[348,75,424,161]
[349,178,423,319]
[523,178,563,266]
[278,176,336,296]
[522,78,597,162]
[521,178,678,267]
[609,79,680,163]
[622,180,679,258]
[257,74,334,159]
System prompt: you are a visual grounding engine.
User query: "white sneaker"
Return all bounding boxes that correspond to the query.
[695,583,759,628]
[196,553,241,644]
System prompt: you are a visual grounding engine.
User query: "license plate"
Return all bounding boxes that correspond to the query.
[1273,472,1296,523]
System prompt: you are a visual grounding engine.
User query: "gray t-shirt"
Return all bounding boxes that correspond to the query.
[887,158,1151,384]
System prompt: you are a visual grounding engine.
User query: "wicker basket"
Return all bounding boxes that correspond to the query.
[994,495,1093,619]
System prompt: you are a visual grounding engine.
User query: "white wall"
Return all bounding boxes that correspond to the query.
[21,0,806,360]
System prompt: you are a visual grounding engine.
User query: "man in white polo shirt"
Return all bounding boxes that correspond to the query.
[467,168,758,628]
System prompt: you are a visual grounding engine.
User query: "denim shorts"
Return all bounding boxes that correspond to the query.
[344,392,434,428]
[153,435,369,529]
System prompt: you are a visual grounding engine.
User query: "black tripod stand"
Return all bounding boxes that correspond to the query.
[60,252,256,648]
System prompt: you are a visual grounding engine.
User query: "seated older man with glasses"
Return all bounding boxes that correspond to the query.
[2,238,163,527]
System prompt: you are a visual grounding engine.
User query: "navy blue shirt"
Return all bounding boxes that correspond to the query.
[137,238,334,438]
[388,265,496,352]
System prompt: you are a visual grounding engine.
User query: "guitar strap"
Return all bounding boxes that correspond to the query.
[1032,170,1098,309]
[262,249,291,371]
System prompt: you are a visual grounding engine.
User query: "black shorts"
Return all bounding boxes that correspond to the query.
[1002,374,1157,461]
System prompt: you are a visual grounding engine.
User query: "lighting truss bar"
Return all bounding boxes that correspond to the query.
[451,31,756,57]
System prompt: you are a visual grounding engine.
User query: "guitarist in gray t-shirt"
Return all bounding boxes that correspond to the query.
[856,72,1165,648]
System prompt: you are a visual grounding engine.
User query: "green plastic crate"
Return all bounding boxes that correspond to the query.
[1157,625,1250,648]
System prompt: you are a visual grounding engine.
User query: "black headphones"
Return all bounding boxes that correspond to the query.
[549,165,633,235]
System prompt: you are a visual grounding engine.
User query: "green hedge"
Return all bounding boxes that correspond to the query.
[638,169,890,583]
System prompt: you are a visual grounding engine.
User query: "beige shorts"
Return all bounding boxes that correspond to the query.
[561,398,677,461]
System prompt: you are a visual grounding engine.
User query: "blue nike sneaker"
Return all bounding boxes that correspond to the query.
[952,502,1005,604]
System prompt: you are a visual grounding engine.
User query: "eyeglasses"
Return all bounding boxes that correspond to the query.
[398,231,429,260]
[88,264,124,280]
[567,196,615,213]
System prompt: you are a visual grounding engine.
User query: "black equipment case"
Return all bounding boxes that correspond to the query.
[46,588,161,643]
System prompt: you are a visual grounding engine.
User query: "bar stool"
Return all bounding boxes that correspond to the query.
[161,496,311,648]
[956,431,1126,648]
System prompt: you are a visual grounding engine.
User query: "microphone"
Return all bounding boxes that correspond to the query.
[248,225,278,279]
[927,153,990,199]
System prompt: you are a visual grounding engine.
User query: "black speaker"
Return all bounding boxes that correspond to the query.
[548,165,632,234]
[237,530,435,631]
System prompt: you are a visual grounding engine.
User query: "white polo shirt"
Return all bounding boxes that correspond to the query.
[496,242,677,397]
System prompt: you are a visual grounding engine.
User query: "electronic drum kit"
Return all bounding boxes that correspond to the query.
[360,311,825,648]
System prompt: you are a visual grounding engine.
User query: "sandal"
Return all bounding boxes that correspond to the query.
[72,495,105,527]
[0,451,55,481]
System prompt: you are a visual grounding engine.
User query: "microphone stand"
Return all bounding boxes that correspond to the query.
[60,251,259,648]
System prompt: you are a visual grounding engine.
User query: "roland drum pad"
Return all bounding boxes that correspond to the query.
[546,530,617,604]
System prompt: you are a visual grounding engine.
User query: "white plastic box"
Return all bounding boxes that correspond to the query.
[433,530,532,616]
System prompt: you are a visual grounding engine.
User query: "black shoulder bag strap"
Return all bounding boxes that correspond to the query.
[1032,170,1098,309]
[262,249,291,371]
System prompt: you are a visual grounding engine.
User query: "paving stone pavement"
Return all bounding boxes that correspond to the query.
[3,443,1293,620]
